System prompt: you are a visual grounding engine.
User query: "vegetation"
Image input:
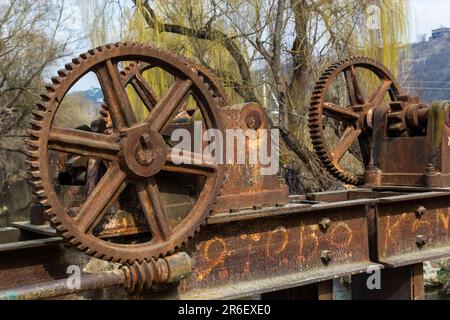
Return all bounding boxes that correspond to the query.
[78,0,410,192]
[0,0,70,186]
[0,0,69,134]
[0,0,411,196]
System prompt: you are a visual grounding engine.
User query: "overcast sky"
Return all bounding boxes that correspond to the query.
[410,0,450,41]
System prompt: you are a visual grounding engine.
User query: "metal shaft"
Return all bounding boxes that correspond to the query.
[0,252,191,300]
[0,271,125,300]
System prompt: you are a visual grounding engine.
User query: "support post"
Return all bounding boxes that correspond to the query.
[261,280,333,300]
[351,263,424,300]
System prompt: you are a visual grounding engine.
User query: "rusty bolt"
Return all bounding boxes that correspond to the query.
[416,235,427,248]
[136,149,155,165]
[245,110,262,130]
[319,218,332,231]
[135,134,156,165]
[140,134,152,150]
[415,206,427,218]
[320,250,333,265]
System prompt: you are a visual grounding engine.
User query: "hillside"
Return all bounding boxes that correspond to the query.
[401,35,450,102]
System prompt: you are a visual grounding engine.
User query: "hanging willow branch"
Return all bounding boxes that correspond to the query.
[131,0,259,103]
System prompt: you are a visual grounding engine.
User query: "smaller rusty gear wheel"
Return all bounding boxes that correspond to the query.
[26,43,226,263]
[309,57,401,185]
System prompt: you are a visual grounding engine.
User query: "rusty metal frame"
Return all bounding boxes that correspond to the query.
[2,189,450,299]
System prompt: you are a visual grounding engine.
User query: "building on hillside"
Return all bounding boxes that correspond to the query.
[430,27,450,40]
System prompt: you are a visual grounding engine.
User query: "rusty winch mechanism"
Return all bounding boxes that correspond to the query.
[3,46,450,300]
[26,42,288,264]
[309,56,450,189]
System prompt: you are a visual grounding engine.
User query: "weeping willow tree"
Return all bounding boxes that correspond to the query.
[354,0,409,75]
[78,0,410,192]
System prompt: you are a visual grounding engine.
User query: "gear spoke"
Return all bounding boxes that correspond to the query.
[146,78,193,132]
[130,72,159,111]
[331,127,362,163]
[136,178,171,241]
[48,127,120,161]
[164,149,218,176]
[344,66,365,105]
[75,164,127,234]
[323,102,360,122]
[96,59,137,129]
[368,79,393,107]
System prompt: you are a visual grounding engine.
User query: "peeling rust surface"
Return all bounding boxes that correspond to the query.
[177,205,370,297]
[375,193,450,266]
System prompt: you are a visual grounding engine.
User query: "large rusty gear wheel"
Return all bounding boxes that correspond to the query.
[26,42,226,264]
[308,57,401,185]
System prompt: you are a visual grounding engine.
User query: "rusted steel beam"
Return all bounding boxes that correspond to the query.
[3,190,450,300]
[372,192,450,267]
[152,202,374,300]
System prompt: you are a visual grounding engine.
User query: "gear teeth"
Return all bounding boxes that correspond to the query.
[25,139,39,148]
[25,150,39,158]
[77,244,88,252]
[33,189,46,197]
[44,84,56,93]
[51,77,61,85]
[40,93,51,102]
[29,119,43,128]
[25,160,39,168]
[26,129,40,138]
[35,102,47,111]
[62,231,72,238]
[58,69,69,77]
[94,253,105,259]
[32,110,45,119]
[30,180,43,188]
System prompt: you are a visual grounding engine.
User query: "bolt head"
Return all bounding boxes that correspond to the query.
[416,235,427,247]
[415,206,427,218]
[320,250,333,264]
[135,149,155,165]
[319,218,332,231]
[245,111,262,130]
[135,134,157,165]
